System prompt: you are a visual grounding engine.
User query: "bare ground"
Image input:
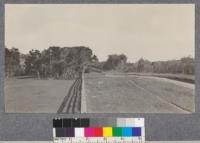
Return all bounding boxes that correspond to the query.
[57,78,82,113]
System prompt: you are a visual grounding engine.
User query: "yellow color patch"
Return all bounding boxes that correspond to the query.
[103,127,113,137]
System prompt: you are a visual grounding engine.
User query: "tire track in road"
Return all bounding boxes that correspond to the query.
[57,79,77,113]
[73,79,82,113]
[66,79,81,113]
[72,79,82,113]
[57,78,82,113]
[65,79,80,113]
[128,79,191,113]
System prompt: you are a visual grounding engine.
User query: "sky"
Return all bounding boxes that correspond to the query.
[5,4,194,62]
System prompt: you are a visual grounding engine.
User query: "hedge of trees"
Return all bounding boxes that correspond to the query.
[5,47,21,77]
[5,46,98,79]
[124,57,194,75]
[5,46,194,79]
[102,55,194,75]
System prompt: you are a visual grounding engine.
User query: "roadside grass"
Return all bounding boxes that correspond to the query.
[125,73,194,84]
[85,73,194,113]
[132,77,194,112]
[5,78,74,113]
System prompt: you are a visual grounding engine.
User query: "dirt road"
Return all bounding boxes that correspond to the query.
[57,78,82,113]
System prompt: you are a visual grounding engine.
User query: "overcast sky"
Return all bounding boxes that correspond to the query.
[5,4,194,62]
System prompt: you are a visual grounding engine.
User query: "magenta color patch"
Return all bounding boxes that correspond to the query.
[84,128,94,137]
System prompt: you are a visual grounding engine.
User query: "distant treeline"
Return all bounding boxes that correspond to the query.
[5,46,98,79]
[5,46,194,79]
[124,57,194,74]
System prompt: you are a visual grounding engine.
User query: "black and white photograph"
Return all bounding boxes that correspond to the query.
[4,4,195,113]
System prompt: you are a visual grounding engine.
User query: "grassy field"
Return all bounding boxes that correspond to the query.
[4,72,195,113]
[5,78,74,113]
[106,72,195,83]
[84,72,194,113]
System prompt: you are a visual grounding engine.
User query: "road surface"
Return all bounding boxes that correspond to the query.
[57,78,82,113]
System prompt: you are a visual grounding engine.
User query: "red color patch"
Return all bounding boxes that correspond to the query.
[93,128,103,137]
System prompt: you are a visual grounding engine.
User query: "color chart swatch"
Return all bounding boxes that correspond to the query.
[53,118,145,143]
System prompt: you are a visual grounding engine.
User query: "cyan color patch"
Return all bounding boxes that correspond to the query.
[122,127,132,137]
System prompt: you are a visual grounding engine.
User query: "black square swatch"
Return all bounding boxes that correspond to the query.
[53,119,62,128]
[80,118,90,127]
[72,118,81,127]
[63,118,72,127]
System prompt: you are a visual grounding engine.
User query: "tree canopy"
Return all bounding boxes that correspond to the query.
[5,46,194,79]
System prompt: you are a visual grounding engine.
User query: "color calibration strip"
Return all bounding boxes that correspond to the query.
[53,118,145,143]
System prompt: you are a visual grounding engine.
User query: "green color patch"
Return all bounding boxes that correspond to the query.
[112,127,122,137]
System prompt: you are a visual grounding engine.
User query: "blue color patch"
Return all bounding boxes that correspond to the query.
[122,127,132,137]
[132,127,141,136]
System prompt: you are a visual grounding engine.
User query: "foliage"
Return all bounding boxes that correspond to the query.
[5,45,195,79]
[103,54,127,71]
[24,46,95,79]
[125,56,194,75]
[5,47,21,77]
